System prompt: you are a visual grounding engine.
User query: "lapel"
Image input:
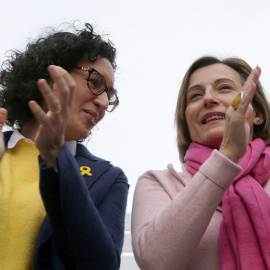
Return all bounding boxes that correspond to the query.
[36,143,113,248]
[4,133,114,250]
[4,131,13,145]
[74,143,112,189]
[4,132,112,189]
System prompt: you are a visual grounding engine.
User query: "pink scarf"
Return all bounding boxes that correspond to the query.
[184,138,270,270]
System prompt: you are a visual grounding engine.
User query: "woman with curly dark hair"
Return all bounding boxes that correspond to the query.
[0,23,128,270]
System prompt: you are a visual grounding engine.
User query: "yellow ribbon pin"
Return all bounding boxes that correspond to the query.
[80,166,92,176]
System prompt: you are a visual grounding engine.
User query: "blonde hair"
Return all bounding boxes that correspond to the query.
[175,56,270,163]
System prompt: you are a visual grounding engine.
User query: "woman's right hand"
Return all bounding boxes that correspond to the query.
[219,66,261,163]
[28,65,76,169]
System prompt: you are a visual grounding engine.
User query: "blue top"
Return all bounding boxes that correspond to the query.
[4,131,129,270]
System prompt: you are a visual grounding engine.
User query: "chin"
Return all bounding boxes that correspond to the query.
[65,128,91,141]
[203,137,223,149]
[77,131,91,141]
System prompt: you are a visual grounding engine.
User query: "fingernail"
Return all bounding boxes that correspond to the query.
[48,65,56,71]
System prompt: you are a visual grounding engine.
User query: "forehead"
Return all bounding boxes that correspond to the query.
[188,63,242,87]
[77,57,115,87]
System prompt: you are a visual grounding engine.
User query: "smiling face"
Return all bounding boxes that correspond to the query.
[185,63,256,149]
[64,57,114,141]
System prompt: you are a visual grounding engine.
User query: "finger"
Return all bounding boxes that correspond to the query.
[231,92,244,109]
[28,101,50,126]
[243,68,260,93]
[245,104,254,123]
[242,66,261,92]
[48,65,76,108]
[255,65,261,77]
[37,79,61,114]
[237,67,261,113]
[0,108,7,131]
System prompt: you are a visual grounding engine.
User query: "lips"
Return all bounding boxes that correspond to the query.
[202,112,225,124]
[84,110,98,125]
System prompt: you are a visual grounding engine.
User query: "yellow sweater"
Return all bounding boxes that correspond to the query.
[0,139,46,269]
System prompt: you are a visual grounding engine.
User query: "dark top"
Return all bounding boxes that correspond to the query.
[4,131,129,270]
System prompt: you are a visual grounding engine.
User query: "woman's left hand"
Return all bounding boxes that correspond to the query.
[28,65,76,169]
[219,66,261,163]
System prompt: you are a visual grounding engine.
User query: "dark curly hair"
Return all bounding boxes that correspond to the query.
[0,22,117,129]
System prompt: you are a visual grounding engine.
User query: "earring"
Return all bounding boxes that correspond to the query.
[257,120,261,125]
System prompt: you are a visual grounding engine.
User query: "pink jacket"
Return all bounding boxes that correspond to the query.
[131,150,270,270]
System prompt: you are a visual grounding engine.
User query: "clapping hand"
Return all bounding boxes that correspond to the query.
[28,65,76,169]
[219,66,261,163]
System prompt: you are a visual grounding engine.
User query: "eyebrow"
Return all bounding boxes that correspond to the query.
[187,78,236,92]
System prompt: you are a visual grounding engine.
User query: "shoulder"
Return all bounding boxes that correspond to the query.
[75,143,128,183]
[76,143,111,163]
[139,163,191,184]
[136,164,192,195]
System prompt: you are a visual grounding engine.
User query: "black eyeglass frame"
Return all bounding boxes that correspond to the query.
[70,66,119,112]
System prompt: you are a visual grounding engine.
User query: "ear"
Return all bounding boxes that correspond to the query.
[253,107,264,126]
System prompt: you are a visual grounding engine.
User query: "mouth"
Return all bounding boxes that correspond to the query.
[84,110,98,125]
[202,113,225,124]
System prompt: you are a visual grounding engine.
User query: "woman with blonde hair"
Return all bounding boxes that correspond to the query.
[132,56,270,269]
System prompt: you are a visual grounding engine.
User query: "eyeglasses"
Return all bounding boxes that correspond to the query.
[70,66,119,112]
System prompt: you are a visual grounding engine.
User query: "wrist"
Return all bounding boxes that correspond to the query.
[39,151,58,169]
[219,148,240,164]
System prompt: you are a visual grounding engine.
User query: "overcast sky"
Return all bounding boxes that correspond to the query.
[1,0,270,211]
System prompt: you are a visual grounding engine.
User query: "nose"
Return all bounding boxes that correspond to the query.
[203,90,219,107]
[93,92,109,111]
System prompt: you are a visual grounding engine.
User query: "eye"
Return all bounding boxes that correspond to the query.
[87,78,98,88]
[218,84,233,91]
[87,78,105,92]
[188,91,203,102]
[87,71,105,90]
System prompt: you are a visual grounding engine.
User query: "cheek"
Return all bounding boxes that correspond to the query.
[69,90,86,114]
[185,107,190,122]
[68,102,80,119]
[185,106,196,126]
[185,109,196,138]
[98,111,106,123]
